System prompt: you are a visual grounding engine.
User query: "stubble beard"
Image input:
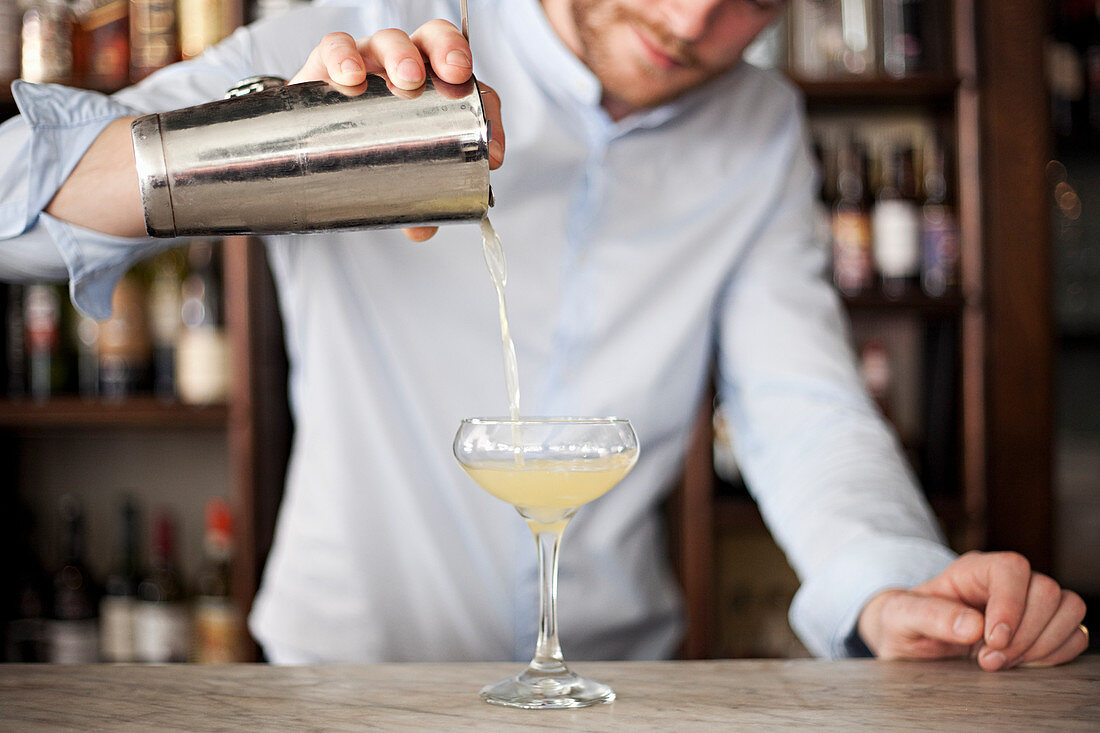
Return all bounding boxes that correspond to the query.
[570,0,730,113]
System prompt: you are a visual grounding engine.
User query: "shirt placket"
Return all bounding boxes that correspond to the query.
[537,110,614,408]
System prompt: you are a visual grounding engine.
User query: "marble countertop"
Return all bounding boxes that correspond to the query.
[1,657,1097,731]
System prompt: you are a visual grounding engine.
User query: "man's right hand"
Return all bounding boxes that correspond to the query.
[291,23,505,242]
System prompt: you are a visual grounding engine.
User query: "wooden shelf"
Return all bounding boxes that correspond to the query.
[841,290,964,316]
[0,396,228,428]
[792,74,961,106]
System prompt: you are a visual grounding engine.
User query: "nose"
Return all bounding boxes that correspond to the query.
[659,0,725,42]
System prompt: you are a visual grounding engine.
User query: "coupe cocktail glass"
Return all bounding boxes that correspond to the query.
[453,417,639,709]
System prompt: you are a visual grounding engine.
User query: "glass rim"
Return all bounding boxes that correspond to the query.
[459,416,632,426]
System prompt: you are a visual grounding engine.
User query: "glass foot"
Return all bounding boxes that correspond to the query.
[479,667,615,709]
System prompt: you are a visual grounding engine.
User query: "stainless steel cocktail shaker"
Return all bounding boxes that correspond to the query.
[130,72,492,237]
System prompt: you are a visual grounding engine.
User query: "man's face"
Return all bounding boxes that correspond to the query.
[545,0,785,118]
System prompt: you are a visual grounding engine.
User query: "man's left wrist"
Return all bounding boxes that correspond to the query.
[843,623,874,657]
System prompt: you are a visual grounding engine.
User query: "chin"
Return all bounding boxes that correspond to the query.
[603,71,703,111]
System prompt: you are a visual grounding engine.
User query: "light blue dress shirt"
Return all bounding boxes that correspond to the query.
[0,0,956,661]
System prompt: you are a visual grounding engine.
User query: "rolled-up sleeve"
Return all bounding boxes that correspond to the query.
[1,84,150,318]
[715,96,956,658]
[1,82,140,239]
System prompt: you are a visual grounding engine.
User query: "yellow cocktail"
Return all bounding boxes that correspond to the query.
[453,417,639,708]
[461,455,636,524]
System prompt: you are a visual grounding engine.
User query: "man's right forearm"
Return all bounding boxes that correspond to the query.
[44,116,146,238]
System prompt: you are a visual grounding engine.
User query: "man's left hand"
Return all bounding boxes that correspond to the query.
[857,550,1088,670]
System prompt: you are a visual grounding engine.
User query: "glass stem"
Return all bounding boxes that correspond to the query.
[528,521,568,676]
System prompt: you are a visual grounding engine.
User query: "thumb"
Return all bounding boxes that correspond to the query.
[865,590,986,659]
[887,592,985,646]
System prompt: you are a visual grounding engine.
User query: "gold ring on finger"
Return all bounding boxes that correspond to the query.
[1080,624,1090,644]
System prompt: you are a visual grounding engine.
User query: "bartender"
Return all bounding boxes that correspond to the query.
[0,0,1088,669]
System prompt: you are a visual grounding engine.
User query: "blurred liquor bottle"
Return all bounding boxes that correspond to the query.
[0,0,21,83]
[5,562,50,662]
[21,0,74,84]
[872,144,921,298]
[47,495,100,664]
[72,0,129,91]
[98,272,152,399]
[919,136,959,297]
[73,305,100,398]
[193,497,240,662]
[99,496,141,662]
[178,0,229,61]
[1089,7,1100,135]
[878,0,924,78]
[2,495,49,662]
[4,284,27,397]
[811,137,836,277]
[1049,0,1100,139]
[129,0,177,82]
[24,283,71,401]
[177,240,228,405]
[135,510,190,662]
[832,137,874,295]
[860,338,893,422]
[789,0,875,78]
[148,250,183,401]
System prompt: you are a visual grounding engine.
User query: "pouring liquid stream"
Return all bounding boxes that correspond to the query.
[480,216,522,428]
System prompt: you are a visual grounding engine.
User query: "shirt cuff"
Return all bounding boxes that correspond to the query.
[789,534,957,658]
[40,213,179,319]
[10,80,140,233]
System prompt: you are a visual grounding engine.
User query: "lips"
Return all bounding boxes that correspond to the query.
[631,25,687,70]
